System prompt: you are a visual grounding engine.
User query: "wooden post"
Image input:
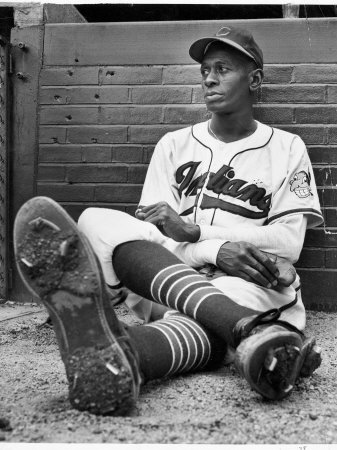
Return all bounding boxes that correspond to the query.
[10,5,44,302]
[0,35,10,302]
[282,4,300,19]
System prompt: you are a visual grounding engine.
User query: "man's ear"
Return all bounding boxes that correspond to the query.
[249,68,264,92]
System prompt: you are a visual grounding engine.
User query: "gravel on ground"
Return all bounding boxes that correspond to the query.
[0,301,336,444]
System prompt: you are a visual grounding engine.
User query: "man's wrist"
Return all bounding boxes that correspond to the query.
[216,241,231,266]
[183,223,201,243]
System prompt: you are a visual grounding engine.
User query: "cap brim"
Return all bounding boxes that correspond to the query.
[189,36,257,65]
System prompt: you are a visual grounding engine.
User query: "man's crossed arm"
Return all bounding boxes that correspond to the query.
[136,201,306,289]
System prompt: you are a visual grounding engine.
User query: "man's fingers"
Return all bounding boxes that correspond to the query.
[250,246,280,278]
[139,202,168,214]
[228,268,273,288]
[241,250,277,285]
[142,211,163,224]
[139,203,160,212]
[140,204,174,221]
[243,265,274,288]
[251,259,278,285]
[235,270,265,286]
[139,205,161,220]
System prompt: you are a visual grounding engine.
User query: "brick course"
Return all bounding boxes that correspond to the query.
[131,86,192,104]
[100,66,163,85]
[40,86,129,105]
[327,86,337,103]
[40,67,99,85]
[308,146,337,164]
[66,164,128,183]
[66,126,127,144]
[263,65,293,84]
[295,106,337,124]
[82,146,112,163]
[292,65,337,83]
[39,127,67,144]
[253,105,294,124]
[259,85,325,103]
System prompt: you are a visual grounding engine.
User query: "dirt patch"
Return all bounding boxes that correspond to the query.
[0,302,336,444]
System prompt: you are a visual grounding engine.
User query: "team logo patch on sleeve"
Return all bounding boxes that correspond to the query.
[289,169,313,198]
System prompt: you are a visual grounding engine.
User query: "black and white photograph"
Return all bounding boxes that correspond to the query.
[0,1,336,446]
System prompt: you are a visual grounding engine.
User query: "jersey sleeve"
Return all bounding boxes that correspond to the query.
[267,135,324,229]
[139,133,180,211]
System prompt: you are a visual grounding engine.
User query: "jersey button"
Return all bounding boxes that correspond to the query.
[199,219,206,225]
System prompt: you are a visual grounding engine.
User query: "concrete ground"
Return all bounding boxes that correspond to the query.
[0,301,336,444]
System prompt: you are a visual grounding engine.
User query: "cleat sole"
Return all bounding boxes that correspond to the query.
[235,325,322,401]
[14,196,141,415]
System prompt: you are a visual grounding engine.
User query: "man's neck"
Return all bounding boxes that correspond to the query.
[210,112,257,144]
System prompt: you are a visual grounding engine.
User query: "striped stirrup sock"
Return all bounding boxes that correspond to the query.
[127,312,227,381]
[146,313,212,377]
[150,263,220,319]
[114,241,258,346]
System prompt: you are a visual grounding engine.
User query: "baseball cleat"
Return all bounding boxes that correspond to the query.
[233,316,322,400]
[14,196,141,415]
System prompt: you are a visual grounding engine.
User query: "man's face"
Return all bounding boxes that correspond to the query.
[201,43,253,115]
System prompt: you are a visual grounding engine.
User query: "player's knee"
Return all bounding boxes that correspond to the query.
[77,207,99,231]
[78,207,137,237]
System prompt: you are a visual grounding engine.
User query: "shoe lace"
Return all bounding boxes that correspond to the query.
[236,294,304,343]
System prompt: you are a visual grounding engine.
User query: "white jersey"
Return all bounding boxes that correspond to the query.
[137,120,324,329]
[140,120,323,234]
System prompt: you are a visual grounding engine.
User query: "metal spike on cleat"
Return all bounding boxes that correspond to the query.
[283,384,293,393]
[60,236,78,257]
[29,217,61,232]
[106,363,120,375]
[73,373,79,390]
[21,257,33,267]
[265,356,278,371]
[60,239,70,257]
[313,345,322,355]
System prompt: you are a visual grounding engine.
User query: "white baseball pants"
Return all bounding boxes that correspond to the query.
[77,207,305,330]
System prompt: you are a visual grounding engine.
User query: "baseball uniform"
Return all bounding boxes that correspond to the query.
[78,119,323,329]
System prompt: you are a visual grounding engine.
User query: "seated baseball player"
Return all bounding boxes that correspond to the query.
[14,26,324,416]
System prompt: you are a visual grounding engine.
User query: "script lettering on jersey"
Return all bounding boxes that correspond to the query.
[176,161,271,219]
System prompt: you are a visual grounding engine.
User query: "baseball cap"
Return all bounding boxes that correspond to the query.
[189,26,263,69]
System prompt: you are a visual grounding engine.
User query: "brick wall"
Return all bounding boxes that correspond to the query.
[37,20,337,309]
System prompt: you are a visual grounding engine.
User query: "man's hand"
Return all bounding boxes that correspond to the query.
[136,202,200,242]
[216,241,280,289]
[263,252,297,287]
